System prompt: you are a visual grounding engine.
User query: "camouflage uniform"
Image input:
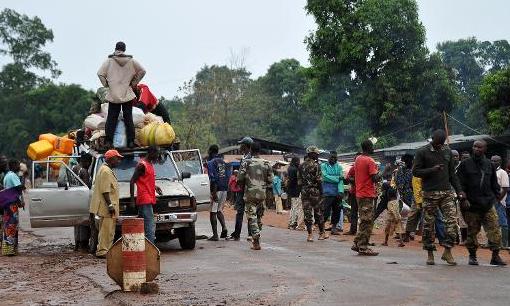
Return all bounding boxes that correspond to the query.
[237,156,272,239]
[298,158,324,233]
[463,207,502,251]
[353,198,375,249]
[422,190,458,250]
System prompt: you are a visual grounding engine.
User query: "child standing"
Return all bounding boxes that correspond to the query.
[383,188,405,247]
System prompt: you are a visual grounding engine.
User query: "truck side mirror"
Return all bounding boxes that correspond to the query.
[181,172,191,180]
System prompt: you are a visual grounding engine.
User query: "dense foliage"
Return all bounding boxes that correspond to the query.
[1,3,510,157]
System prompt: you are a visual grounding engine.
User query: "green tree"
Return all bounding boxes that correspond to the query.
[437,38,510,132]
[0,84,92,157]
[479,67,510,134]
[0,8,60,79]
[305,0,452,150]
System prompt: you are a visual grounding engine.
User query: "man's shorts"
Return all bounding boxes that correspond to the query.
[210,191,228,213]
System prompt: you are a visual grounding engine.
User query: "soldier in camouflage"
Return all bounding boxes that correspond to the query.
[456,140,506,266]
[299,146,328,242]
[413,130,465,265]
[237,142,272,250]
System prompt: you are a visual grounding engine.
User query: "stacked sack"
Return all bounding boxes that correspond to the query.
[27,133,75,169]
[84,87,176,149]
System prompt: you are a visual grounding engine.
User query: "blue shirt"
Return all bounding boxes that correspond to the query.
[320,162,344,196]
[272,175,282,196]
[207,155,230,192]
[3,171,21,189]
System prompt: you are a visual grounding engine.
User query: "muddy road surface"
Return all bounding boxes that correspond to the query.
[1,209,509,305]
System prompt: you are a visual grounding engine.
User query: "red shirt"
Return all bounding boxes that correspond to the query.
[136,84,159,112]
[354,155,378,198]
[228,175,241,192]
[136,159,156,205]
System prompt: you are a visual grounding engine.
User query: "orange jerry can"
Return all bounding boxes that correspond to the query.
[54,136,75,155]
[39,133,59,147]
[27,140,54,161]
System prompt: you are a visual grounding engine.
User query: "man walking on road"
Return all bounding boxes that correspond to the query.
[321,151,344,235]
[97,41,146,148]
[413,129,464,265]
[344,153,360,236]
[300,146,327,242]
[229,137,253,241]
[90,150,123,258]
[491,155,509,249]
[287,157,304,230]
[351,140,380,256]
[237,142,272,250]
[130,146,163,244]
[456,142,506,266]
[207,145,230,241]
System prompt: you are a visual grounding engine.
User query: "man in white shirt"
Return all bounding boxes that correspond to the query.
[491,155,509,249]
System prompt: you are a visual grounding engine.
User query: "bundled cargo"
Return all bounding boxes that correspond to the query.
[137,122,176,146]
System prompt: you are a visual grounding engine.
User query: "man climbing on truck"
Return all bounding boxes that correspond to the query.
[130,146,163,244]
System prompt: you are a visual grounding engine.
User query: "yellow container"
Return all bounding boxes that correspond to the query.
[39,133,58,147]
[27,140,54,161]
[138,122,176,146]
[54,136,75,155]
[49,151,69,170]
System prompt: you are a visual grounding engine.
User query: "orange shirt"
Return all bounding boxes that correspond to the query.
[354,154,378,198]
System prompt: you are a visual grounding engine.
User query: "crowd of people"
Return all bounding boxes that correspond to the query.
[205,130,510,266]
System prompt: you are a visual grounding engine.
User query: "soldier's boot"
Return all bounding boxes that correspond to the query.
[403,232,410,243]
[426,250,435,265]
[306,225,314,242]
[490,250,507,266]
[251,236,261,250]
[441,248,457,266]
[468,249,479,266]
[318,232,328,240]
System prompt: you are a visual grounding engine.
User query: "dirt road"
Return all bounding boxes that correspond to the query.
[1,208,509,305]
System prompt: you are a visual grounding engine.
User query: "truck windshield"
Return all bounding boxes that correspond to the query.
[98,153,178,182]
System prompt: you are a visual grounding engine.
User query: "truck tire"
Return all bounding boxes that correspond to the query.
[177,225,196,250]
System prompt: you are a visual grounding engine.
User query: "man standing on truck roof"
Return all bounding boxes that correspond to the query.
[207,145,231,241]
[90,149,123,258]
[97,41,146,149]
[130,146,163,244]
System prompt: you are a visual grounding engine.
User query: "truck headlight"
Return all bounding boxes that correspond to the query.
[179,199,191,207]
[168,200,179,208]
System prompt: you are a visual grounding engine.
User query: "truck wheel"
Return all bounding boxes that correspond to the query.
[177,225,196,250]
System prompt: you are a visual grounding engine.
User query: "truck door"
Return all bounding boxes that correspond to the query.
[170,149,210,210]
[27,161,91,228]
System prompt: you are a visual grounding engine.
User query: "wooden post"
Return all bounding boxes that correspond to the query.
[443,111,450,145]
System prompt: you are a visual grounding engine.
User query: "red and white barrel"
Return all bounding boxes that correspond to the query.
[121,218,146,291]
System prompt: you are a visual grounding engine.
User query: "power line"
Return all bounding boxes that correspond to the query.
[378,114,441,139]
[446,113,510,148]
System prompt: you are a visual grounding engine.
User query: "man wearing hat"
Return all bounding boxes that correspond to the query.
[229,136,254,241]
[90,149,123,258]
[299,146,327,242]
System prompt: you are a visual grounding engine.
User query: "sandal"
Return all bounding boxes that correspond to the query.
[358,248,379,256]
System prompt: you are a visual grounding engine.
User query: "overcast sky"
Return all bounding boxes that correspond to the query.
[2,0,509,98]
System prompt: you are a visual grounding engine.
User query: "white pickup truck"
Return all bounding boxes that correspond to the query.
[27,148,210,250]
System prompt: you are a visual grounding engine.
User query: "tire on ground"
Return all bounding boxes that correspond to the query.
[176,224,196,250]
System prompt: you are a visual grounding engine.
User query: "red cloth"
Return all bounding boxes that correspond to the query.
[136,159,156,205]
[346,166,356,195]
[354,155,378,198]
[136,84,159,112]
[228,175,241,192]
